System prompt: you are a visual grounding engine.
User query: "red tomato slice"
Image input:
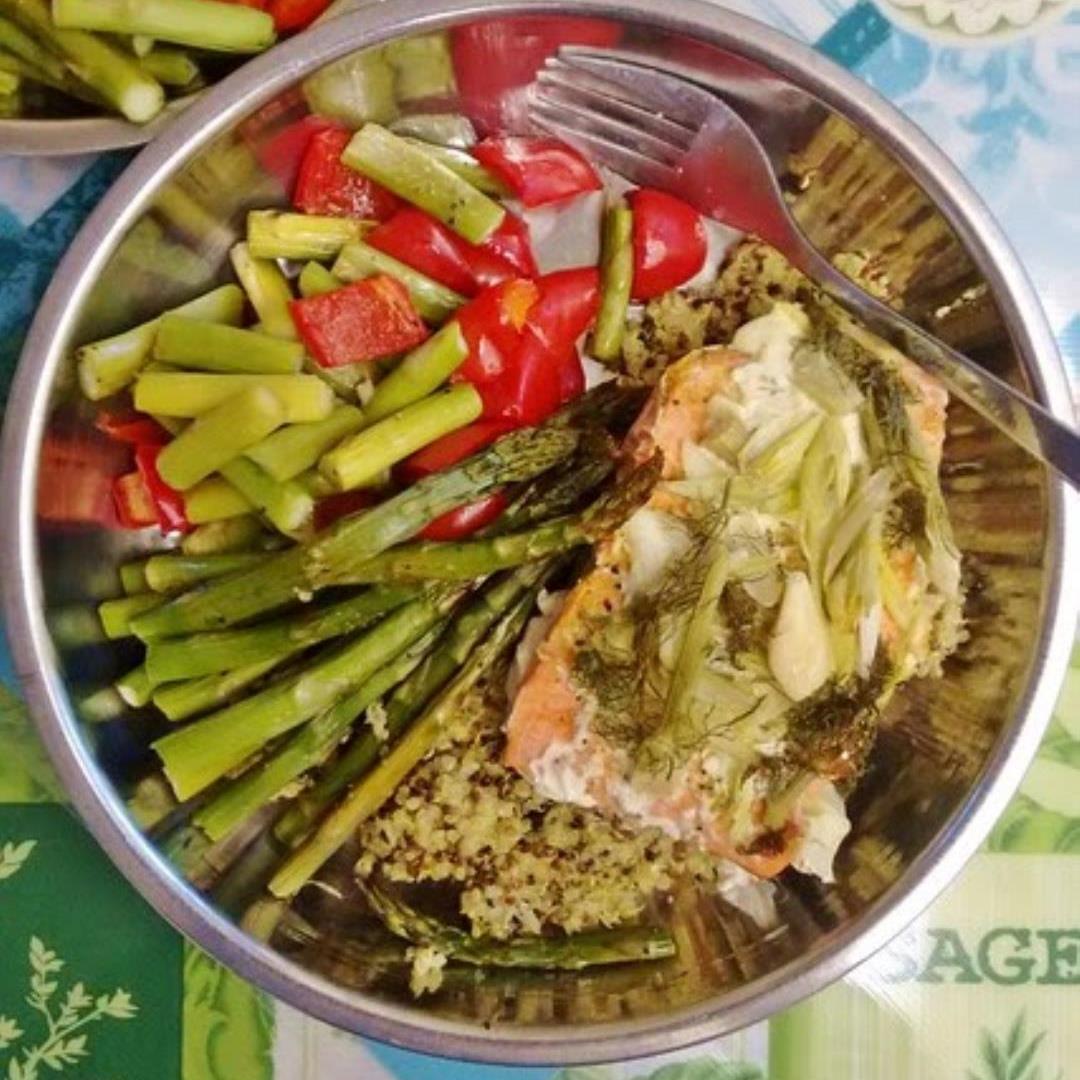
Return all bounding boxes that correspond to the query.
[628,188,707,300]
[368,209,478,296]
[420,491,508,541]
[397,420,511,483]
[474,137,602,208]
[452,17,621,134]
[454,278,539,384]
[293,127,401,220]
[267,0,330,31]
[290,276,429,368]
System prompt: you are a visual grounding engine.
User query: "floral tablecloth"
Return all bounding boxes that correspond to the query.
[1,3,1077,1078]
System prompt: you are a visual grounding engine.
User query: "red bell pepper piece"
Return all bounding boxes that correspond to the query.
[37,433,122,526]
[451,17,621,134]
[267,0,331,32]
[135,445,190,534]
[628,188,707,300]
[477,329,563,426]
[290,275,429,368]
[397,419,510,484]
[368,208,477,296]
[368,208,536,297]
[112,471,158,529]
[94,408,168,446]
[313,489,378,532]
[473,137,602,208]
[523,267,599,357]
[454,278,539,384]
[421,491,509,541]
[256,113,339,192]
[293,127,401,220]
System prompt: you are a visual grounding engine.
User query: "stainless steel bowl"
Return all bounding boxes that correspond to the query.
[3,0,1078,1064]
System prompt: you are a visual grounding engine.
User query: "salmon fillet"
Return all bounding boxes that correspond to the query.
[505,304,957,880]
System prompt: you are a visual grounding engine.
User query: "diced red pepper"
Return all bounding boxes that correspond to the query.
[368,208,536,297]
[257,113,339,191]
[628,188,707,300]
[135,445,190,534]
[477,329,563,426]
[94,408,168,446]
[523,268,599,357]
[267,0,331,32]
[293,127,401,220]
[290,276,429,368]
[112,471,158,529]
[421,491,509,541]
[473,137,602,208]
[368,209,477,296]
[37,433,122,527]
[557,348,585,405]
[397,419,510,483]
[454,278,539,384]
[451,17,621,134]
[313,489,378,531]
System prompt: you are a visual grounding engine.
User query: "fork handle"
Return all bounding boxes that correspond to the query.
[798,247,1080,489]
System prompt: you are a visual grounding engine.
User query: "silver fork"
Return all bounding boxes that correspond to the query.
[529,51,1080,489]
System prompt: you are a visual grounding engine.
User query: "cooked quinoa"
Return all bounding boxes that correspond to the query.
[355,689,716,941]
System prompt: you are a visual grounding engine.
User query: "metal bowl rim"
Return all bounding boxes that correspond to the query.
[2,0,1077,1064]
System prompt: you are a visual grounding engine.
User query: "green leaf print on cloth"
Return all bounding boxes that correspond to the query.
[967,1011,1063,1080]
[182,944,274,1080]
[0,685,62,804]
[557,1060,765,1080]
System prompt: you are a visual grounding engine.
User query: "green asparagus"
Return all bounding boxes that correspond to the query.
[47,603,108,648]
[247,210,371,262]
[52,0,275,53]
[219,457,313,535]
[332,241,463,324]
[156,386,286,490]
[144,552,268,594]
[245,406,364,482]
[0,0,163,121]
[77,284,244,401]
[130,424,578,637]
[363,881,676,969]
[138,46,200,88]
[363,322,468,424]
[320,384,482,492]
[98,593,162,639]
[183,476,254,523]
[267,586,536,898]
[399,139,508,196]
[153,588,462,799]
[297,261,341,299]
[229,242,296,339]
[591,205,634,361]
[115,663,154,708]
[145,585,416,682]
[79,686,127,724]
[134,372,334,422]
[193,623,446,842]
[0,13,65,80]
[154,316,304,374]
[342,124,505,244]
[152,657,280,723]
[180,515,264,555]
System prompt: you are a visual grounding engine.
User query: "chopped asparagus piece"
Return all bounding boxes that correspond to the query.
[247,210,372,262]
[229,242,296,339]
[98,593,162,639]
[80,686,127,724]
[301,47,396,127]
[0,13,65,80]
[332,241,464,324]
[51,0,275,53]
[217,457,313,536]
[364,322,468,424]
[154,316,304,374]
[245,406,365,482]
[321,384,482,492]
[382,33,454,102]
[342,124,505,244]
[115,663,154,708]
[156,386,286,490]
[389,112,476,149]
[77,284,244,401]
[180,515,263,555]
[297,261,341,299]
[47,604,107,648]
[134,372,334,422]
[152,658,279,723]
[591,204,634,361]
[400,139,508,196]
[139,46,199,87]
[183,477,254,523]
